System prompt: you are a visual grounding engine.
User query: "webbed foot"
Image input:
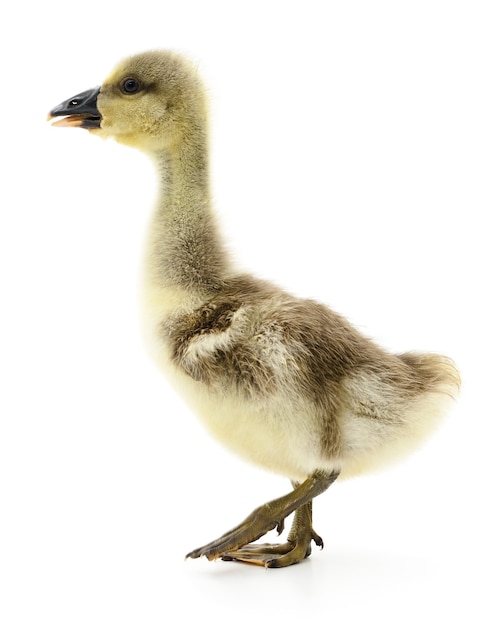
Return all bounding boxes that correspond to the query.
[221,501,323,567]
[186,469,339,568]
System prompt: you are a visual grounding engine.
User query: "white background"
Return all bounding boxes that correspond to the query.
[1,1,494,624]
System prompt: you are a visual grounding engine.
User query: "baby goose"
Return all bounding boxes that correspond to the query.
[49,51,460,568]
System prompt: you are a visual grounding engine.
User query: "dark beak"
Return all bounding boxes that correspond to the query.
[48,86,101,128]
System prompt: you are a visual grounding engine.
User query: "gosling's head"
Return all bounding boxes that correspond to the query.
[49,50,207,154]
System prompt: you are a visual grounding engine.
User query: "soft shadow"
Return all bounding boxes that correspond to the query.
[186,546,432,593]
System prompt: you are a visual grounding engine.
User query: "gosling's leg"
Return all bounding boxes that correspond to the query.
[221,497,323,567]
[186,469,339,567]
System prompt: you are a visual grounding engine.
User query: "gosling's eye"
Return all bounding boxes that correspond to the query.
[120,78,141,94]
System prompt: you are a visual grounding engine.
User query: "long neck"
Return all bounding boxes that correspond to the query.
[146,129,230,298]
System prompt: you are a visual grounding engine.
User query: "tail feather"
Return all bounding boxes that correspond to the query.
[399,352,461,399]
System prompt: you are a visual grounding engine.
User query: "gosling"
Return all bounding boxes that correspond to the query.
[49,50,460,567]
